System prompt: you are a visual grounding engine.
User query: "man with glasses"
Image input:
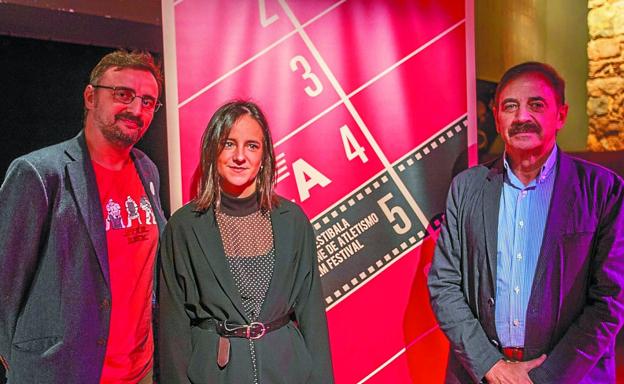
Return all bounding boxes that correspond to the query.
[0,50,166,383]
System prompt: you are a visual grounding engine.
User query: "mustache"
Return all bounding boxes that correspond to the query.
[115,113,144,128]
[508,121,540,136]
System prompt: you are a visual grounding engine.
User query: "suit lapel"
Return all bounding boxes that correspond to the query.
[131,150,167,298]
[258,203,293,320]
[483,159,504,290]
[527,152,578,318]
[131,150,166,231]
[65,132,110,287]
[191,209,249,321]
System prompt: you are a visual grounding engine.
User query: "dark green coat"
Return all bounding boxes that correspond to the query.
[158,199,334,383]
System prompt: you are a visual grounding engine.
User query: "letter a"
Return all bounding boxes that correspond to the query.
[292,159,331,201]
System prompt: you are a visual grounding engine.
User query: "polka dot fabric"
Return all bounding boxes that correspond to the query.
[216,209,273,258]
[215,208,275,384]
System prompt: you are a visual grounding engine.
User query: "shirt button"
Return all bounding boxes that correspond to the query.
[514,286,520,294]
[513,319,520,327]
[518,220,524,228]
[521,190,528,197]
[516,253,522,260]
[487,297,495,307]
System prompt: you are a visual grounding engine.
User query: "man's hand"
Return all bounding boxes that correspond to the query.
[484,354,546,384]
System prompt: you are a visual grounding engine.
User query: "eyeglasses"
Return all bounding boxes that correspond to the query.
[91,84,162,112]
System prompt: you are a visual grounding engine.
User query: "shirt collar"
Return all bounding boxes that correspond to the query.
[538,145,558,183]
[503,146,558,188]
[218,191,260,217]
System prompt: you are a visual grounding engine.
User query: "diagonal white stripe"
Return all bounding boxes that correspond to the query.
[356,325,440,383]
[178,0,347,108]
[275,20,464,148]
[348,19,465,99]
[278,0,437,233]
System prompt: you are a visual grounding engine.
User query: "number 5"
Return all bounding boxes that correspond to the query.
[377,193,412,235]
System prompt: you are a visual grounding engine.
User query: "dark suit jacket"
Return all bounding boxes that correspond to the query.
[428,150,624,383]
[0,132,166,383]
[158,199,334,384]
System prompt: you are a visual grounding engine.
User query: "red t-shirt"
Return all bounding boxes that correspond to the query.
[92,160,159,383]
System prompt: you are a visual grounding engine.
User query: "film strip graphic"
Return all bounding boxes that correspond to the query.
[395,116,467,172]
[168,0,468,308]
[314,116,466,307]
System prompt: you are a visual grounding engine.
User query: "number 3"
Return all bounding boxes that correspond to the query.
[290,55,323,97]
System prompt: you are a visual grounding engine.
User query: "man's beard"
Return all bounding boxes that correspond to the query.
[99,113,145,148]
[508,121,541,137]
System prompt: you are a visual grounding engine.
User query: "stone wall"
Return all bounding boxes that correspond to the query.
[587,0,624,150]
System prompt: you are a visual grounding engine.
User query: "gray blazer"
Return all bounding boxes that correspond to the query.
[158,199,334,384]
[428,150,624,383]
[0,132,166,383]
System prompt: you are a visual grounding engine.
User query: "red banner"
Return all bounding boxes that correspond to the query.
[163,1,476,382]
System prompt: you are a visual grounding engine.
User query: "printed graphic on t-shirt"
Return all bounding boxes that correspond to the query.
[140,195,156,225]
[106,198,125,230]
[106,196,157,230]
[126,196,142,226]
[104,194,157,246]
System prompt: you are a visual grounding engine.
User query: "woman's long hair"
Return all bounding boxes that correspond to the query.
[193,100,278,212]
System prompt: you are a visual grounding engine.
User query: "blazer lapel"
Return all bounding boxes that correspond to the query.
[483,158,504,291]
[527,152,578,324]
[65,132,110,287]
[131,150,166,231]
[191,210,249,322]
[258,203,293,320]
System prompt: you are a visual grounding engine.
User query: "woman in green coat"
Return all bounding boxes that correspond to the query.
[158,100,334,384]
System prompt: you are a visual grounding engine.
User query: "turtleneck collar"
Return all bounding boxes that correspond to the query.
[219,191,260,217]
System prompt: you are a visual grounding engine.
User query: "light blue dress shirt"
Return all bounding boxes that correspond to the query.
[495,147,557,347]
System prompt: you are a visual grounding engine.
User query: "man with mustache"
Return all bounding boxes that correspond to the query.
[429,62,624,383]
[0,50,166,383]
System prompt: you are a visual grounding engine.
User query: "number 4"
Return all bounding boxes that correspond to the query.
[340,125,368,163]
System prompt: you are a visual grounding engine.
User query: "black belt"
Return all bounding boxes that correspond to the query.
[198,310,294,340]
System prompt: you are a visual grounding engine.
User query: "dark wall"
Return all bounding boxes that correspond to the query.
[0,35,170,216]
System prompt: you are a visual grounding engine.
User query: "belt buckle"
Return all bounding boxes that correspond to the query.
[502,347,524,362]
[247,322,266,339]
